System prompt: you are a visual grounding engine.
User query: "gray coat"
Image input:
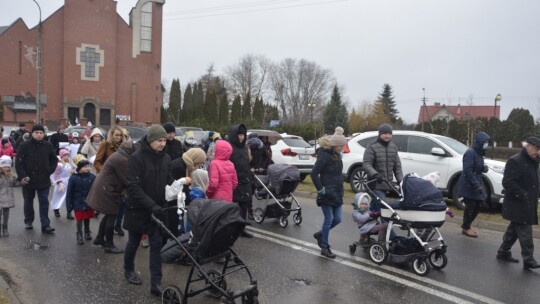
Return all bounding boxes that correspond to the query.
[501,149,540,225]
[363,137,403,191]
[86,141,134,215]
[0,175,18,208]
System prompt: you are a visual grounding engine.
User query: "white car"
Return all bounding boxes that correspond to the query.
[271,133,316,181]
[341,130,505,210]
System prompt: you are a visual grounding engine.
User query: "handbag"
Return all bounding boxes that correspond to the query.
[316,193,324,207]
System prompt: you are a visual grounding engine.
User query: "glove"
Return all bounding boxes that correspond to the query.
[446,209,455,218]
[373,173,383,182]
[58,183,65,192]
[369,211,381,219]
[483,164,489,173]
[21,177,30,185]
[476,187,483,194]
[318,187,326,196]
[151,204,164,220]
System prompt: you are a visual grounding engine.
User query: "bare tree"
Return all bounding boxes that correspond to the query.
[224,54,271,101]
[269,58,334,124]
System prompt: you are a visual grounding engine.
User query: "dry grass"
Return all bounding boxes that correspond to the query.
[0,290,10,304]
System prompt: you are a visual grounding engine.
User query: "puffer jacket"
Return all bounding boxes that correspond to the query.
[66,172,96,212]
[311,137,344,207]
[228,124,252,203]
[86,141,134,215]
[458,132,490,200]
[207,140,238,202]
[15,137,58,189]
[123,135,172,233]
[362,136,403,191]
[501,148,540,225]
[0,175,19,208]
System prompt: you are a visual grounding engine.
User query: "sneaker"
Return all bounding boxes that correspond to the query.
[462,228,478,238]
[104,243,124,254]
[496,254,519,263]
[84,230,92,240]
[321,247,336,259]
[41,226,55,234]
[313,232,323,248]
[92,238,106,247]
[54,209,60,218]
[114,226,125,236]
[124,270,143,285]
[25,223,33,230]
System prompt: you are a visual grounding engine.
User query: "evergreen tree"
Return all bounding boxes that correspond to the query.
[182,83,193,124]
[323,85,349,134]
[242,91,252,122]
[230,95,242,124]
[374,83,399,123]
[506,108,535,143]
[218,93,229,127]
[205,89,218,129]
[193,81,205,125]
[168,79,181,124]
[252,97,264,127]
[160,105,168,124]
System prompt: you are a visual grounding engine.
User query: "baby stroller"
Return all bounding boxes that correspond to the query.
[252,163,302,228]
[153,199,259,304]
[359,174,448,276]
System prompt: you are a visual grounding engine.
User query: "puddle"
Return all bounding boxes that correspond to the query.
[292,278,313,286]
[24,240,49,251]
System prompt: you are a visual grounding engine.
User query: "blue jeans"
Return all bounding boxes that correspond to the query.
[319,204,342,249]
[23,187,51,229]
[370,189,396,239]
[124,223,163,285]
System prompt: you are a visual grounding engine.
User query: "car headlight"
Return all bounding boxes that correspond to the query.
[486,163,505,174]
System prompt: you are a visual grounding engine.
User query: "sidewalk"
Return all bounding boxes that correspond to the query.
[294,190,540,239]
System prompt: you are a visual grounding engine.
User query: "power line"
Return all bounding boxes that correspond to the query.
[163,0,351,21]
[164,0,309,15]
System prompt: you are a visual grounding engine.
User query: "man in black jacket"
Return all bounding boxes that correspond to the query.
[497,135,540,270]
[49,125,68,155]
[162,122,183,161]
[122,125,172,296]
[15,125,58,233]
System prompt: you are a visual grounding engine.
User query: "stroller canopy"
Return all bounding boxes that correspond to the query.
[187,199,247,258]
[399,173,446,211]
[267,164,301,194]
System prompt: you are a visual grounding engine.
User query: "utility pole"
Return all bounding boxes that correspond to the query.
[422,88,426,132]
[33,0,42,125]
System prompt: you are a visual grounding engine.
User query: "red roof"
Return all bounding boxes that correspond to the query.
[417,104,500,123]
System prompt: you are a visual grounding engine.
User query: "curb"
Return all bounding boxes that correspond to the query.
[0,274,20,304]
[293,190,540,239]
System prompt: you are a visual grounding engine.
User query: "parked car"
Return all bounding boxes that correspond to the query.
[122,126,147,143]
[65,126,107,142]
[341,130,506,210]
[271,133,316,181]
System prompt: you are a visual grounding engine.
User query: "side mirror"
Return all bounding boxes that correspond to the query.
[431,147,446,156]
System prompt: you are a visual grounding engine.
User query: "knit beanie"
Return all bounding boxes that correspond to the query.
[211,132,221,141]
[0,155,12,168]
[146,124,167,143]
[31,124,45,133]
[526,135,540,148]
[76,159,90,172]
[329,126,347,146]
[182,148,207,175]
[163,122,176,134]
[378,123,393,135]
[59,148,70,158]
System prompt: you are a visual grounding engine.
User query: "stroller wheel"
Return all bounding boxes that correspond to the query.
[369,242,388,265]
[241,293,260,304]
[253,208,265,223]
[411,257,431,276]
[292,213,302,225]
[206,269,228,298]
[279,216,288,228]
[162,285,184,304]
[428,250,448,269]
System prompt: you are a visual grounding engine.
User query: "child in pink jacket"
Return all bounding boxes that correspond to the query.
[206,140,238,202]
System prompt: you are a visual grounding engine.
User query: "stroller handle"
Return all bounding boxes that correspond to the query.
[361,179,400,221]
[362,178,401,198]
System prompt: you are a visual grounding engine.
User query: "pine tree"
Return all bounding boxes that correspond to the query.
[242,91,252,122]
[193,81,205,125]
[168,79,181,124]
[230,95,242,124]
[252,96,264,127]
[205,89,218,129]
[323,85,349,134]
[182,83,193,124]
[218,93,229,127]
[374,83,399,123]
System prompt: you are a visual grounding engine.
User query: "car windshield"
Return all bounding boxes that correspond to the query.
[434,135,468,155]
[283,137,311,148]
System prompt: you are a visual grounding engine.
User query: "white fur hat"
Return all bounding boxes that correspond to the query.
[0,155,12,167]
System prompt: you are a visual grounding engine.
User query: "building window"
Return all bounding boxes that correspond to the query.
[76,44,104,81]
[141,2,152,52]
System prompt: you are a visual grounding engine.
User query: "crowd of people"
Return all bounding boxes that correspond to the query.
[0,120,539,299]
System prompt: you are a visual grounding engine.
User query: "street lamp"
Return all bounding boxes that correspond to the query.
[33,0,43,125]
[492,94,501,159]
[307,102,317,145]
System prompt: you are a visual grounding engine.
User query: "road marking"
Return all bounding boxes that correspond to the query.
[247,226,505,304]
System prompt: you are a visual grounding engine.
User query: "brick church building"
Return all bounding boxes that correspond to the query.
[0,0,165,128]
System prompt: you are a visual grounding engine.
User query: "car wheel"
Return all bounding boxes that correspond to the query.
[349,167,367,193]
[451,183,466,210]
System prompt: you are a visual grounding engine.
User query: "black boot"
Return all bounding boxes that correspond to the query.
[66,212,74,220]
[2,225,8,237]
[104,243,124,254]
[54,209,61,218]
[76,231,84,245]
[84,230,92,240]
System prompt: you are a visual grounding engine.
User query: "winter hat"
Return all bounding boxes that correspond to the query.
[31,124,45,133]
[73,154,86,166]
[59,149,69,158]
[1,139,8,146]
[76,159,90,172]
[182,148,206,175]
[526,135,540,148]
[353,192,371,210]
[72,132,79,139]
[0,155,12,168]
[163,122,176,134]
[22,133,30,141]
[378,123,393,135]
[329,126,347,146]
[211,132,221,141]
[2,134,8,139]
[146,124,167,143]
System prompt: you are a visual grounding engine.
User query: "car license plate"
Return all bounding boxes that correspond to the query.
[299,154,310,160]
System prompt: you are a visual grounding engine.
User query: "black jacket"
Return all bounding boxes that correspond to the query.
[501,148,540,225]
[123,135,172,233]
[228,124,252,203]
[311,138,344,207]
[164,138,183,161]
[15,137,58,190]
[66,172,96,212]
[49,132,68,155]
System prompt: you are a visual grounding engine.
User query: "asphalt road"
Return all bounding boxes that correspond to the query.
[1,188,540,304]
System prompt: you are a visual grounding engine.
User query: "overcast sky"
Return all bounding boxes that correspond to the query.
[2,0,539,123]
